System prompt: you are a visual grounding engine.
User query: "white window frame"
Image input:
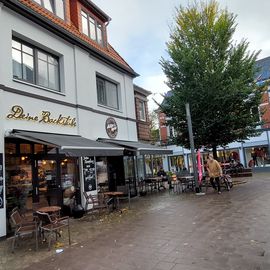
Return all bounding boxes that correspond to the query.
[33,0,65,20]
[81,9,104,46]
[96,76,120,110]
[12,38,61,92]
[138,100,146,121]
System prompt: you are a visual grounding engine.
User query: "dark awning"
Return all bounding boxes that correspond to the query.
[98,138,173,155]
[8,130,124,156]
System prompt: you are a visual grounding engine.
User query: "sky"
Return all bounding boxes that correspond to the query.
[94,0,270,111]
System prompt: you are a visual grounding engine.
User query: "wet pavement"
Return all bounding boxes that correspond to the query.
[1,172,270,270]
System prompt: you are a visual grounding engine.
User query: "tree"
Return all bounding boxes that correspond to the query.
[160,0,262,158]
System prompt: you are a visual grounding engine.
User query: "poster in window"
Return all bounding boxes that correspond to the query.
[82,157,96,192]
[0,153,3,209]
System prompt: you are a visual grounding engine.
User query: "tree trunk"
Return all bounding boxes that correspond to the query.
[212,145,218,159]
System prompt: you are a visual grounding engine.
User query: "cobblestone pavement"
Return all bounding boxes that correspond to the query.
[1,172,270,270]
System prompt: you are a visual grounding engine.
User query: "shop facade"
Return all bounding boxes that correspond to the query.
[0,0,140,237]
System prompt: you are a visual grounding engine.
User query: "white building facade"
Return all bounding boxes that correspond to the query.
[0,0,140,237]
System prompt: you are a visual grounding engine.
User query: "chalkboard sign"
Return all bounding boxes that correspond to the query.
[82,157,96,192]
[0,153,3,209]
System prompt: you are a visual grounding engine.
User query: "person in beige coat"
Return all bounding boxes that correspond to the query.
[207,154,223,194]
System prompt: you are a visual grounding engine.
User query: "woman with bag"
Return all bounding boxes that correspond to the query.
[207,154,223,194]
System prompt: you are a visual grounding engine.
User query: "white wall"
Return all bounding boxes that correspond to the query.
[0,89,6,237]
[0,4,138,237]
[0,8,77,105]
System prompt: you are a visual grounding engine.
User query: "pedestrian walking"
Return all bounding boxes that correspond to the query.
[207,154,223,194]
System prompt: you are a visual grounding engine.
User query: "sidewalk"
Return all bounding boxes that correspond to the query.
[1,173,270,270]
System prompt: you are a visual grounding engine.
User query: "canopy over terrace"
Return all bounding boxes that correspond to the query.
[7,130,124,156]
[98,138,173,155]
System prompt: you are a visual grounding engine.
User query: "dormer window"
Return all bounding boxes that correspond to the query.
[33,0,65,20]
[81,10,104,46]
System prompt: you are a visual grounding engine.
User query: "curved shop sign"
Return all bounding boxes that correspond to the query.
[105,117,118,138]
[6,105,76,127]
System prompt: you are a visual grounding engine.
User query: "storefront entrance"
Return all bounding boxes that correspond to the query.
[5,138,79,233]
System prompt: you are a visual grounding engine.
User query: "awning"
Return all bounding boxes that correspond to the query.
[8,130,124,156]
[98,138,173,155]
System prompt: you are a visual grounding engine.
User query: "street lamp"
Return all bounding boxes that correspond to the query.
[185,103,200,193]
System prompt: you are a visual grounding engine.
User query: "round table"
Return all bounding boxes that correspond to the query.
[37,206,61,213]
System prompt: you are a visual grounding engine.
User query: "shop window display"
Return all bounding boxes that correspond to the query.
[5,157,33,213]
[246,147,269,167]
[96,157,108,192]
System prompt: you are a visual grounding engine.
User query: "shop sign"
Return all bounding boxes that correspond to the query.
[105,117,118,138]
[0,153,3,209]
[6,105,76,127]
[82,157,96,192]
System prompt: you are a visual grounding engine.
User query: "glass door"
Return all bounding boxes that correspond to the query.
[36,159,61,206]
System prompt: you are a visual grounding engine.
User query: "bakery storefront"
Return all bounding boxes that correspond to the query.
[3,105,124,235]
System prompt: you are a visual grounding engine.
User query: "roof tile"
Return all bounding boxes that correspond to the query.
[18,0,136,75]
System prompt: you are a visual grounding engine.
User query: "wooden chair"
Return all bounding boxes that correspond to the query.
[36,211,70,250]
[10,210,38,252]
[83,192,109,213]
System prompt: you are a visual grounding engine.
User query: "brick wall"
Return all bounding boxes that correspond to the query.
[134,95,151,141]
[158,112,167,143]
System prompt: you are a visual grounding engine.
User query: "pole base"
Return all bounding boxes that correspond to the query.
[195,192,206,196]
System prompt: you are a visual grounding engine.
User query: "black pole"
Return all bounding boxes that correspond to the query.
[185,103,200,193]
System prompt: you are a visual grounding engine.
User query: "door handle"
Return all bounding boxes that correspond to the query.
[36,187,38,195]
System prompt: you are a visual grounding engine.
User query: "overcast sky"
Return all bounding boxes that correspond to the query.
[94,0,270,111]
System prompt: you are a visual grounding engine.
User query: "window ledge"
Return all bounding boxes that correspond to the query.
[97,104,122,113]
[13,79,65,96]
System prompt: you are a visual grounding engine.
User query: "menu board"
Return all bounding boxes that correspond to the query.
[0,154,3,209]
[82,157,96,192]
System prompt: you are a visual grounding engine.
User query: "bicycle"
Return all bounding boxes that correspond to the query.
[220,169,233,191]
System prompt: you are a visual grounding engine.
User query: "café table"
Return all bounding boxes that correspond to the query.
[37,205,61,214]
[103,192,124,211]
[178,175,195,192]
[144,177,165,192]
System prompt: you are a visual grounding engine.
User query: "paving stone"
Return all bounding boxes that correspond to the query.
[2,173,270,270]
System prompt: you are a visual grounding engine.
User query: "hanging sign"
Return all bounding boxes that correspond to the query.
[0,154,3,209]
[105,117,118,138]
[82,157,96,192]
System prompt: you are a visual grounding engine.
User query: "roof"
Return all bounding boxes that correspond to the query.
[134,84,152,97]
[5,0,138,77]
[83,0,111,22]
[255,57,270,82]
[98,138,173,155]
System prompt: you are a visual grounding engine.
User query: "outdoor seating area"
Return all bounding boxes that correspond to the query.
[9,205,71,252]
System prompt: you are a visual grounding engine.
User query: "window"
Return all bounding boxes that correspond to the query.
[138,100,146,121]
[81,10,104,45]
[33,0,65,20]
[96,77,119,110]
[12,39,60,92]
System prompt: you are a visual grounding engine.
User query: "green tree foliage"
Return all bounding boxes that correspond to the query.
[160,0,262,156]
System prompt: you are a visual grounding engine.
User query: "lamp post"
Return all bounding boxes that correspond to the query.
[185,103,200,193]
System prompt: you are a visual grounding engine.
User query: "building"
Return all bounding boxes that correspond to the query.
[158,57,270,173]
[0,0,171,237]
[134,84,151,142]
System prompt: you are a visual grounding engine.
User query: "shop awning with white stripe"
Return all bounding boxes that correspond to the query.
[7,130,124,156]
[98,138,173,155]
